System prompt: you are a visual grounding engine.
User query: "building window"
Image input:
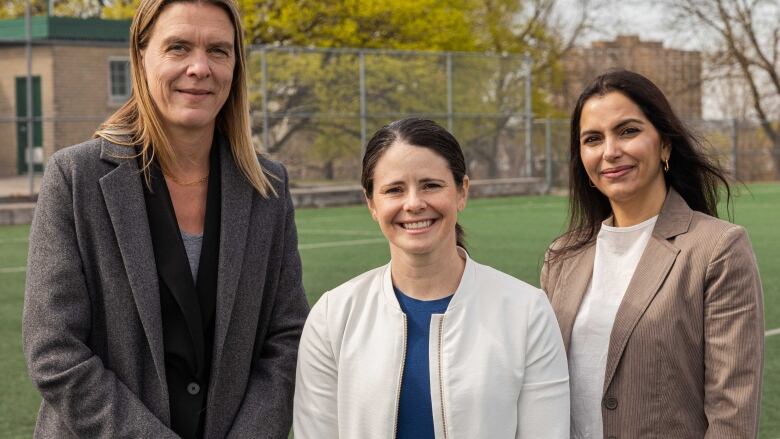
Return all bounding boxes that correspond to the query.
[109,58,131,103]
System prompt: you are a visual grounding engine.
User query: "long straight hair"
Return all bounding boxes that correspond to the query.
[95,0,276,197]
[551,69,731,260]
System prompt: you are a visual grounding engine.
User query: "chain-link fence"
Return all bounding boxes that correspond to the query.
[1,45,778,190]
[248,46,534,184]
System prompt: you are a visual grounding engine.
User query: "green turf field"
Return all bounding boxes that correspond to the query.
[1,182,778,437]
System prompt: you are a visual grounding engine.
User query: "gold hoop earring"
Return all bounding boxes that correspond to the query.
[663,158,670,173]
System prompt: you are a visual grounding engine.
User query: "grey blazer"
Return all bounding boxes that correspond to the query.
[541,189,764,438]
[23,137,310,438]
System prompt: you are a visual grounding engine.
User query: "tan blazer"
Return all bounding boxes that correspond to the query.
[541,189,764,438]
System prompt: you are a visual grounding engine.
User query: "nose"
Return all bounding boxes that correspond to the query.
[186,50,211,79]
[603,134,622,161]
[403,189,426,213]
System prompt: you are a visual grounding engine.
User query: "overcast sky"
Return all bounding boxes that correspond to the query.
[559,0,707,51]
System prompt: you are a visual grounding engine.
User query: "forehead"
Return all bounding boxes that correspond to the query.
[147,2,234,42]
[373,141,451,181]
[580,91,648,128]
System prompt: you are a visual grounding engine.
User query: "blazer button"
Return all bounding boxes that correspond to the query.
[187,382,201,396]
[603,396,618,410]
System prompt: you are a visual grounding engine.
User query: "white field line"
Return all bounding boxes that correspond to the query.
[298,238,386,250]
[2,254,780,337]
[0,238,29,244]
[297,229,378,236]
[0,266,25,274]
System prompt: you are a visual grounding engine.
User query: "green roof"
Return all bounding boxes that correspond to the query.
[0,16,130,42]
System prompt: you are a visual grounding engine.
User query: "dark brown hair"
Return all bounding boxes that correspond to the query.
[552,69,731,259]
[362,118,467,249]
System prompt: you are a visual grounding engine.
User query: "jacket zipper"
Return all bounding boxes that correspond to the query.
[393,315,408,438]
[438,315,448,439]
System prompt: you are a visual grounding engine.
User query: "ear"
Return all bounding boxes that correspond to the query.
[458,175,470,212]
[364,190,378,222]
[661,140,671,161]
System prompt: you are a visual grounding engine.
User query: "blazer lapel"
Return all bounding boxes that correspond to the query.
[552,244,596,351]
[98,139,167,390]
[211,138,253,372]
[603,189,692,393]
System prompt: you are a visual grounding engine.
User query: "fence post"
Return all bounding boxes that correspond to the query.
[523,55,533,177]
[26,0,34,196]
[446,52,453,132]
[731,118,738,180]
[545,118,553,191]
[260,47,270,152]
[359,51,367,157]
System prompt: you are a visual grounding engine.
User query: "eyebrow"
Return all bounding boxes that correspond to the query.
[378,178,446,188]
[160,36,234,50]
[580,118,645,138]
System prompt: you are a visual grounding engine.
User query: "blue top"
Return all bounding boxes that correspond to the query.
[394,287,453,439]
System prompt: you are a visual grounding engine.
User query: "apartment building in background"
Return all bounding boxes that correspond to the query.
[561,35,702,120]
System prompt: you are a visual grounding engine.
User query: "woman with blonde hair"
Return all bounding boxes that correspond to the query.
[23,1,309,437]
[542,69,763,438]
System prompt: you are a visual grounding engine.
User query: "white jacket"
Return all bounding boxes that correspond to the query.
[294,250,570,438]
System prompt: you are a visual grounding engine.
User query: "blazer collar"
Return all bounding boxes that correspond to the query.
[551,244,596,351]
[211,135,254,375]
[652,187,693,239]
[97,137,169,413]
[381,247,476,313]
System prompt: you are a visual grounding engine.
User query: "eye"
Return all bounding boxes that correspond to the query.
[210,46,231,57]
[581,135,601,145]
[167,43,187,54]
[383,186,402,195]
[621,126,640,136]
[422,182,442,190]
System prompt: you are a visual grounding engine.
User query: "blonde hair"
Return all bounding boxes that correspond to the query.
[95,0,277,197]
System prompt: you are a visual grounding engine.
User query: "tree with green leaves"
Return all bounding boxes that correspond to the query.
[242,0,593,179]
[0,0,136,19]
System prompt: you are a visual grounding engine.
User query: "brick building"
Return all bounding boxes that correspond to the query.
[0,16,130,176]
[561,35,702,120]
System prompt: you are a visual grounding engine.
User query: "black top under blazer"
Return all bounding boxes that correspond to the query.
[144,139,221,438]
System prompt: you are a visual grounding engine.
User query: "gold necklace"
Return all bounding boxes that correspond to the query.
[164,173,209,186]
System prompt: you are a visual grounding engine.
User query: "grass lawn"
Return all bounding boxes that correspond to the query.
[1,183,778,437]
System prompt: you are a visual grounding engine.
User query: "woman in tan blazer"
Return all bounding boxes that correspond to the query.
[542,69,764,438]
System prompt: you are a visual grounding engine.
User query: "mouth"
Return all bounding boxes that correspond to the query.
[399,219,436,231]
[600,165,634,179]
[177,88,212,96]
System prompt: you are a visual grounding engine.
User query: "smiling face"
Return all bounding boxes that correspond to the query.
[579,91,670,216]
[141,2,235,135]
[366,141,468,259]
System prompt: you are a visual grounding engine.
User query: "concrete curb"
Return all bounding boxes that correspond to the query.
[0,203,35,226]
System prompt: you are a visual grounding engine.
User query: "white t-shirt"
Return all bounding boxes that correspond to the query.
[569,215,658,439]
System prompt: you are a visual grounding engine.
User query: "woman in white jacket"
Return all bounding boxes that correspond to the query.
[294,118,569,439]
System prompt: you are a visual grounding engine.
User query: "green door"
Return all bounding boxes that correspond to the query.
[15,76,43,173]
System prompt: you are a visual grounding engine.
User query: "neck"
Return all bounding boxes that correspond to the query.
[610,182,667,227]
[390,245,465,301]
[166,125,214,176]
